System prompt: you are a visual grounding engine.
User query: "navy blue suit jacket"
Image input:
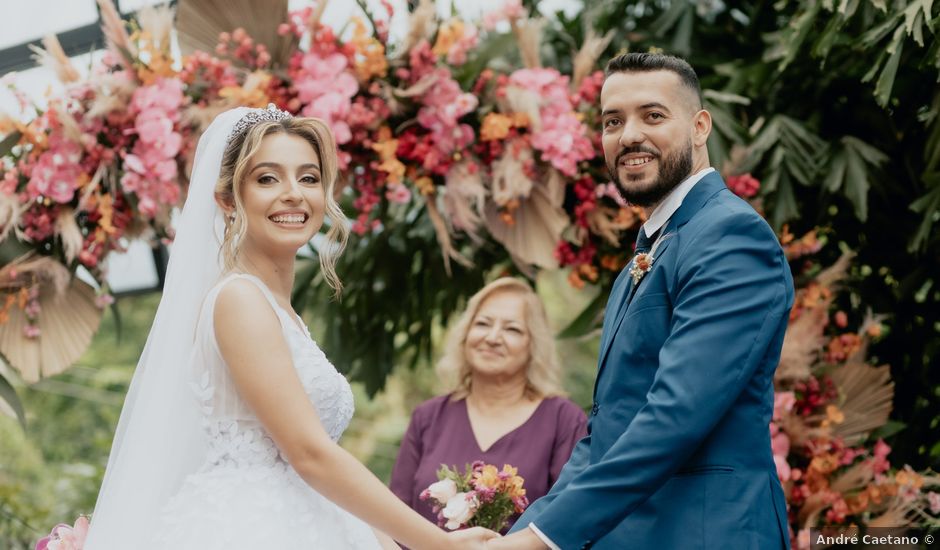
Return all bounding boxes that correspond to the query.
[511,173,794,549]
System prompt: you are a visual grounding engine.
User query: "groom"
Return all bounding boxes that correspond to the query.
[491,53,794,549]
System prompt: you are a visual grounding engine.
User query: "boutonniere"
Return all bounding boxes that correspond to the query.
[629,252,653,285]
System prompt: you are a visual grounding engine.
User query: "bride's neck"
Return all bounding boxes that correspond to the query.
[234,248,296,302]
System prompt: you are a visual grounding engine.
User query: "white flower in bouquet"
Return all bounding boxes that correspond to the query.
[427,478,458,502]
[442,492,478,530]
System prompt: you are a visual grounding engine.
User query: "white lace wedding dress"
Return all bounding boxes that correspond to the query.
[152,273,382,549]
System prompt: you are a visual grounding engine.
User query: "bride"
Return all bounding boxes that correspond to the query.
[83,106,498,549]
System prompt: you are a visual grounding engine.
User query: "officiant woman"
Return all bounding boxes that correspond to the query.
[390,277,587,532]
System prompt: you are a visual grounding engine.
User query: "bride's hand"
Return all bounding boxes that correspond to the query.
[446,526,501,549]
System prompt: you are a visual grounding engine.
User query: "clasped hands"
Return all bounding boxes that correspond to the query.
[446,525,549,550]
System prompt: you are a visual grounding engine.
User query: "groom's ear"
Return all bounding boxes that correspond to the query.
[691,109,712,147]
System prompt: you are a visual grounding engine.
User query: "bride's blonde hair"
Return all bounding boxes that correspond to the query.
[214,117,349,297]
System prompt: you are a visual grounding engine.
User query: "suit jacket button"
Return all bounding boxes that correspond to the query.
[591,403,599,416]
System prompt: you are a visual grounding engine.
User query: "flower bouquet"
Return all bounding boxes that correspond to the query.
[420,461,529,532]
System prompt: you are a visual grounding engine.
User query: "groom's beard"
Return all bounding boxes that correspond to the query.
[607,140,693,207]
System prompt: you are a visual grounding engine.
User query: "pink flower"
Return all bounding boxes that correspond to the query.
[505,68,595,175]
[824,497,848,523]
[23,324,41,338]
[771,430,790,458]
[385,183,412,204]
[442,492,478,530]
[294,51,358,147]
[483,0,525,29]
[425,478,458,503]
[24,299,41,317]
[726,173,760,198]
[95,293,115,309]
[596,183,627,207]
[773,391,796,420]
[927,491,940,514]
[35,516,89,550]
[871,438,891,475]
[773,454,791,482]
[2,169,18,194]
[26,134,83,204]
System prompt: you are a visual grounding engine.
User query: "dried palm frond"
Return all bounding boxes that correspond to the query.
[503,86,542,132]
[816,251,855,288]
[425,195,472,276]
[829,360,893,445]
[797,492,829,526]
[0,194,24,243]
[96,0,136,66]
[57,110,84,144]
[830,460,876,494]
[571,29,614,91]
[55,209,84,264]
[394,71,442,99]
[0,277,102,382]
[484,169,567,269]
[586,205,637,247]
[846,308,888,363]
[29,35,80,84]
[175,0,295,68]
[489,142,534,206]
[399,0,437,58]
[88,72,137,118]
[307,0,329,33]
[443,161,486,242]
[512,18,545,69]
[780,409,830,448]
[776,305,826,382]
[868,499,918,528]
[138,5,175,51]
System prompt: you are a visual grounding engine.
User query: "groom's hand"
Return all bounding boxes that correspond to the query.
[448,526,501,549]
[485,528,548,550]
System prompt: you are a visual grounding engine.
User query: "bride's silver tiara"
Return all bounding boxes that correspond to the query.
[226,103,293,145]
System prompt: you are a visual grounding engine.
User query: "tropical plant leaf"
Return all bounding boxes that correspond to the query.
[824,136,888,221]
[0,131,22,158]
[0,367,25,429]
[908,174,940,252]
[778,2,823,71]
[873,27,905,107]
[902,0,934,46]
[651,0,690,38]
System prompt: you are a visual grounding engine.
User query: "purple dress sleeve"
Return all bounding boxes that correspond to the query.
[390,404,427,509]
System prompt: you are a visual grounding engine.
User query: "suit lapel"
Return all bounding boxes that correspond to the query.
[597,266,633,360]
[593,172,728,389]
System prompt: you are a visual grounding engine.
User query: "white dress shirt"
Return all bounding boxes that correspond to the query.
[527,166,716,550]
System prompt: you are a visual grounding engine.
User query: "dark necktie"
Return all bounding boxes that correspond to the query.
[635,228,658,255]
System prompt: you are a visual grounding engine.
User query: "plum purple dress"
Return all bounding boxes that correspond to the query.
[390,394,587,532]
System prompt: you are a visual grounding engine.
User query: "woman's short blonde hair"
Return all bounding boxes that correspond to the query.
[437,277,565,399]
[214,117,349,297]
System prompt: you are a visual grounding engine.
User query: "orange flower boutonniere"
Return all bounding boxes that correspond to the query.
[629,252,653,285]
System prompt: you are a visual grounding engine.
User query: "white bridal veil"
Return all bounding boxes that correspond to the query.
[84,107,251,549]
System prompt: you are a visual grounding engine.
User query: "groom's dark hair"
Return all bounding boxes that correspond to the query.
[605,52,703,111]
